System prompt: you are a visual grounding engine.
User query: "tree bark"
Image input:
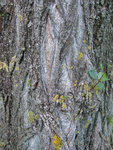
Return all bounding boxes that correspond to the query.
[0,0,113,150]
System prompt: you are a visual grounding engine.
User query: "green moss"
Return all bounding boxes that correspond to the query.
[28,111,35,123]
[27,78,31,87]
[28,111,38,123]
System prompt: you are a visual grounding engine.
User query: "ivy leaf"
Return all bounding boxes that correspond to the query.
[108,64,112,69]
[107,117,111,123]
[88,70,98,79]
[100,63,103,70]
[97,83,105,90]
[98,72,109,81]
[1,13,5,17]
[63,96,68,99]
[110,120,113,125]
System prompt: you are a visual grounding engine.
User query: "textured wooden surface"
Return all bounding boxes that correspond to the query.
[0,0,113,150]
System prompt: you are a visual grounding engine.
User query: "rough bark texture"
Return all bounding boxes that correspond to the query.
[0,0,113,150]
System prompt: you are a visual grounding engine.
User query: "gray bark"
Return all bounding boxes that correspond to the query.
[0,0,113,150]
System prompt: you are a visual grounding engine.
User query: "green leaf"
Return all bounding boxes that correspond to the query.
[63,96,68,99]
[100,63,103,70]
[108,64,112,68]
[107,117,111,123]
[98,72,104,79]
[88,70,98,79]
[97,83,105,90]
[98,72,109,81]
[1,13,5,17]
[110,120,113,125]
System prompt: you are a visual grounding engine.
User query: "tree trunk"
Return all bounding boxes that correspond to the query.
[0,0,113,150]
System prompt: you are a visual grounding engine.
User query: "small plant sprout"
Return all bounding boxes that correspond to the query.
[88,68,109,92]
